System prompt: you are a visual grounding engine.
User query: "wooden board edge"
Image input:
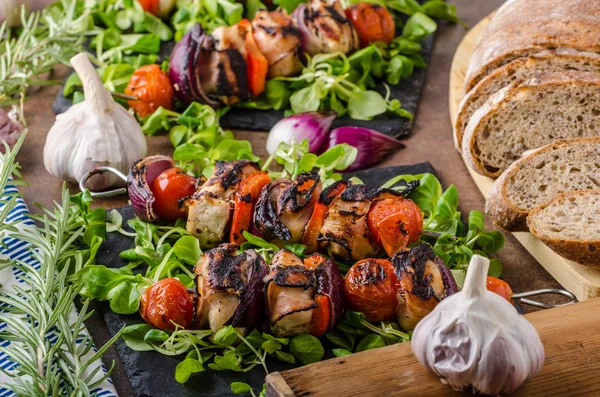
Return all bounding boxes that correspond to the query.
[448,10,600,300]
[265,372,295,397]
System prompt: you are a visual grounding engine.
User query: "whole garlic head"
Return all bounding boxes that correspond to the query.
[412,255,544,395]
[43,52,147,191]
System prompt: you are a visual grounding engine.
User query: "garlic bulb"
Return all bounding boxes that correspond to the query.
[43,52,147,191]
[412,255,544,395]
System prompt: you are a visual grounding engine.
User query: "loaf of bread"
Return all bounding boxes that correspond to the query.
[528,190,600,266]
[454,49,600,151]
[462,71,600,177]
[486,138,600,231]
[464,0,600,93]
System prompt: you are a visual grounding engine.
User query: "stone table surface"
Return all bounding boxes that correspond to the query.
[17,0,563,395]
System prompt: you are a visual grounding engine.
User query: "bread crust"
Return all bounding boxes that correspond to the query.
[454,49,600,151]
[464,0,600,92]
[485,137,600,232]
[528,190,600,267]
[461,71,600,177]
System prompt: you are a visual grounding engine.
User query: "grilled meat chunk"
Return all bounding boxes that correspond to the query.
[252,10,303,77]
[186,160,260,248]
[393,244,459,331]
[194,244,268,333]
[254,172,322,246]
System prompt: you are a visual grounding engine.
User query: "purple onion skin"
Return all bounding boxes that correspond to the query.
[439,261,459,296]
[231,251,269,328]
[266,111,336,155]
[127,155,175,222]
[327,126,406,172]
[316,259,346,331]
[169,26,197,104]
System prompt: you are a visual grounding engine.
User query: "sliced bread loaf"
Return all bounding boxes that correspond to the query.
[486,138,600,231]
[454,49,600,151]
[528,190,600,266]
[462,71,600,177]
[464,0,600,92]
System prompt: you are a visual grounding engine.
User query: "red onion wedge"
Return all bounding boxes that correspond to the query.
[230,250,269,328]
[315,258,346,331]
[169,24,221,107]
[127,155,175,222]
[327,126,406,172]
[266,111,336,155]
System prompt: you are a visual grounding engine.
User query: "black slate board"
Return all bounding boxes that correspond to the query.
[52,35,433,138]
[95,162,436,397]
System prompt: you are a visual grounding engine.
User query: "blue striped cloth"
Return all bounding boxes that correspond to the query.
[0,184,118,397]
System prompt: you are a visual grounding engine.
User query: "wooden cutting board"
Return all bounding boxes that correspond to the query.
[448,13,600,302]
[266,297,600,397]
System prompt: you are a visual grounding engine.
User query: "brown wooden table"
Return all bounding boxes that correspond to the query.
[16,1,563,394]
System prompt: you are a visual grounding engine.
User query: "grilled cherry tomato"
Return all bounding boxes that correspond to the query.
[344,258,400,322]
[140,278,194,331]
[150,168,196,221]
[302,181,347,253]
[486,276,514,303]
[137,0,159,15]
[345,3,395,47]
[239,19,269,96]
[367,198,423,256]
[125,64,174,117]
[230,171,271,245]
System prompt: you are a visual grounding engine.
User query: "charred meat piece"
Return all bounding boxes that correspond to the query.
[252,10,303,77]
[265,250,345,337]
[209,24,252,104]
[186,160,260,248]
[292,0,359,56]
[254,172,322,246]
[317,184,378,261]
[393,244,459,331]
[194,244,268,333]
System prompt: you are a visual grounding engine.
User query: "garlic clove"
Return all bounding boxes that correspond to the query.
[43,53,147,191]
[412,255,545,395]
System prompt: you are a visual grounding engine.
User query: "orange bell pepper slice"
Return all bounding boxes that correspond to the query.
[230,171,271,245]
[310,294,331,337]
[303,253,327,269]
[302,182,347,253]
[239,19,269,97]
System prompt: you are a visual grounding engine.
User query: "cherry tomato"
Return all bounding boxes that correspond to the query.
[367,198,423,256]
[344,258,400,322]
[137,0,159,15]
[486,276,514,302]
[140,278,194,331]
[125,64,174,117]
[149,168,196,221]
[345,3,395,47]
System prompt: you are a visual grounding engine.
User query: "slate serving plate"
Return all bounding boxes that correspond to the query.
[94,162,436,397]
[52,34,434,138]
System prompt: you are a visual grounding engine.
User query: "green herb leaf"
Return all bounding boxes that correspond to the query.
[175,358,204,383]
[356,334,386,352]
[231,382,253,394]
[290,334,325,365]
[332,348,352,357]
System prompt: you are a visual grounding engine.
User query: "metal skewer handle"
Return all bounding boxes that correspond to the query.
[79,166,128,198]
[512,288,578,309]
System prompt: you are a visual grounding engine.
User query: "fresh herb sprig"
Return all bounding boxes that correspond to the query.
[0,0,93,124]
[0,134,119,395]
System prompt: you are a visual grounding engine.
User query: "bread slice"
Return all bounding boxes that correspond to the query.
[454,49,600,151]
[464,0,600,92]
[462,71,600,177]
[528,190,600,266]
[486,138,600,231]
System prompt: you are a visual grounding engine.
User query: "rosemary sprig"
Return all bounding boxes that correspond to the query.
[0,0,95,125]
[0,133,119,395]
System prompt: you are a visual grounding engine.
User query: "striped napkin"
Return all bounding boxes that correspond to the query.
[0,183,118,397]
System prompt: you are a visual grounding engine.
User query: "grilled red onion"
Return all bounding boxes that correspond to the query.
[126,155,175,222]
[168,24,221,107]
[393,244,459,330]
[291,0,359,56]
[266,111,336,155]
[315,258,346,331]
[230,250,269,328]
[327,126,405,172]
